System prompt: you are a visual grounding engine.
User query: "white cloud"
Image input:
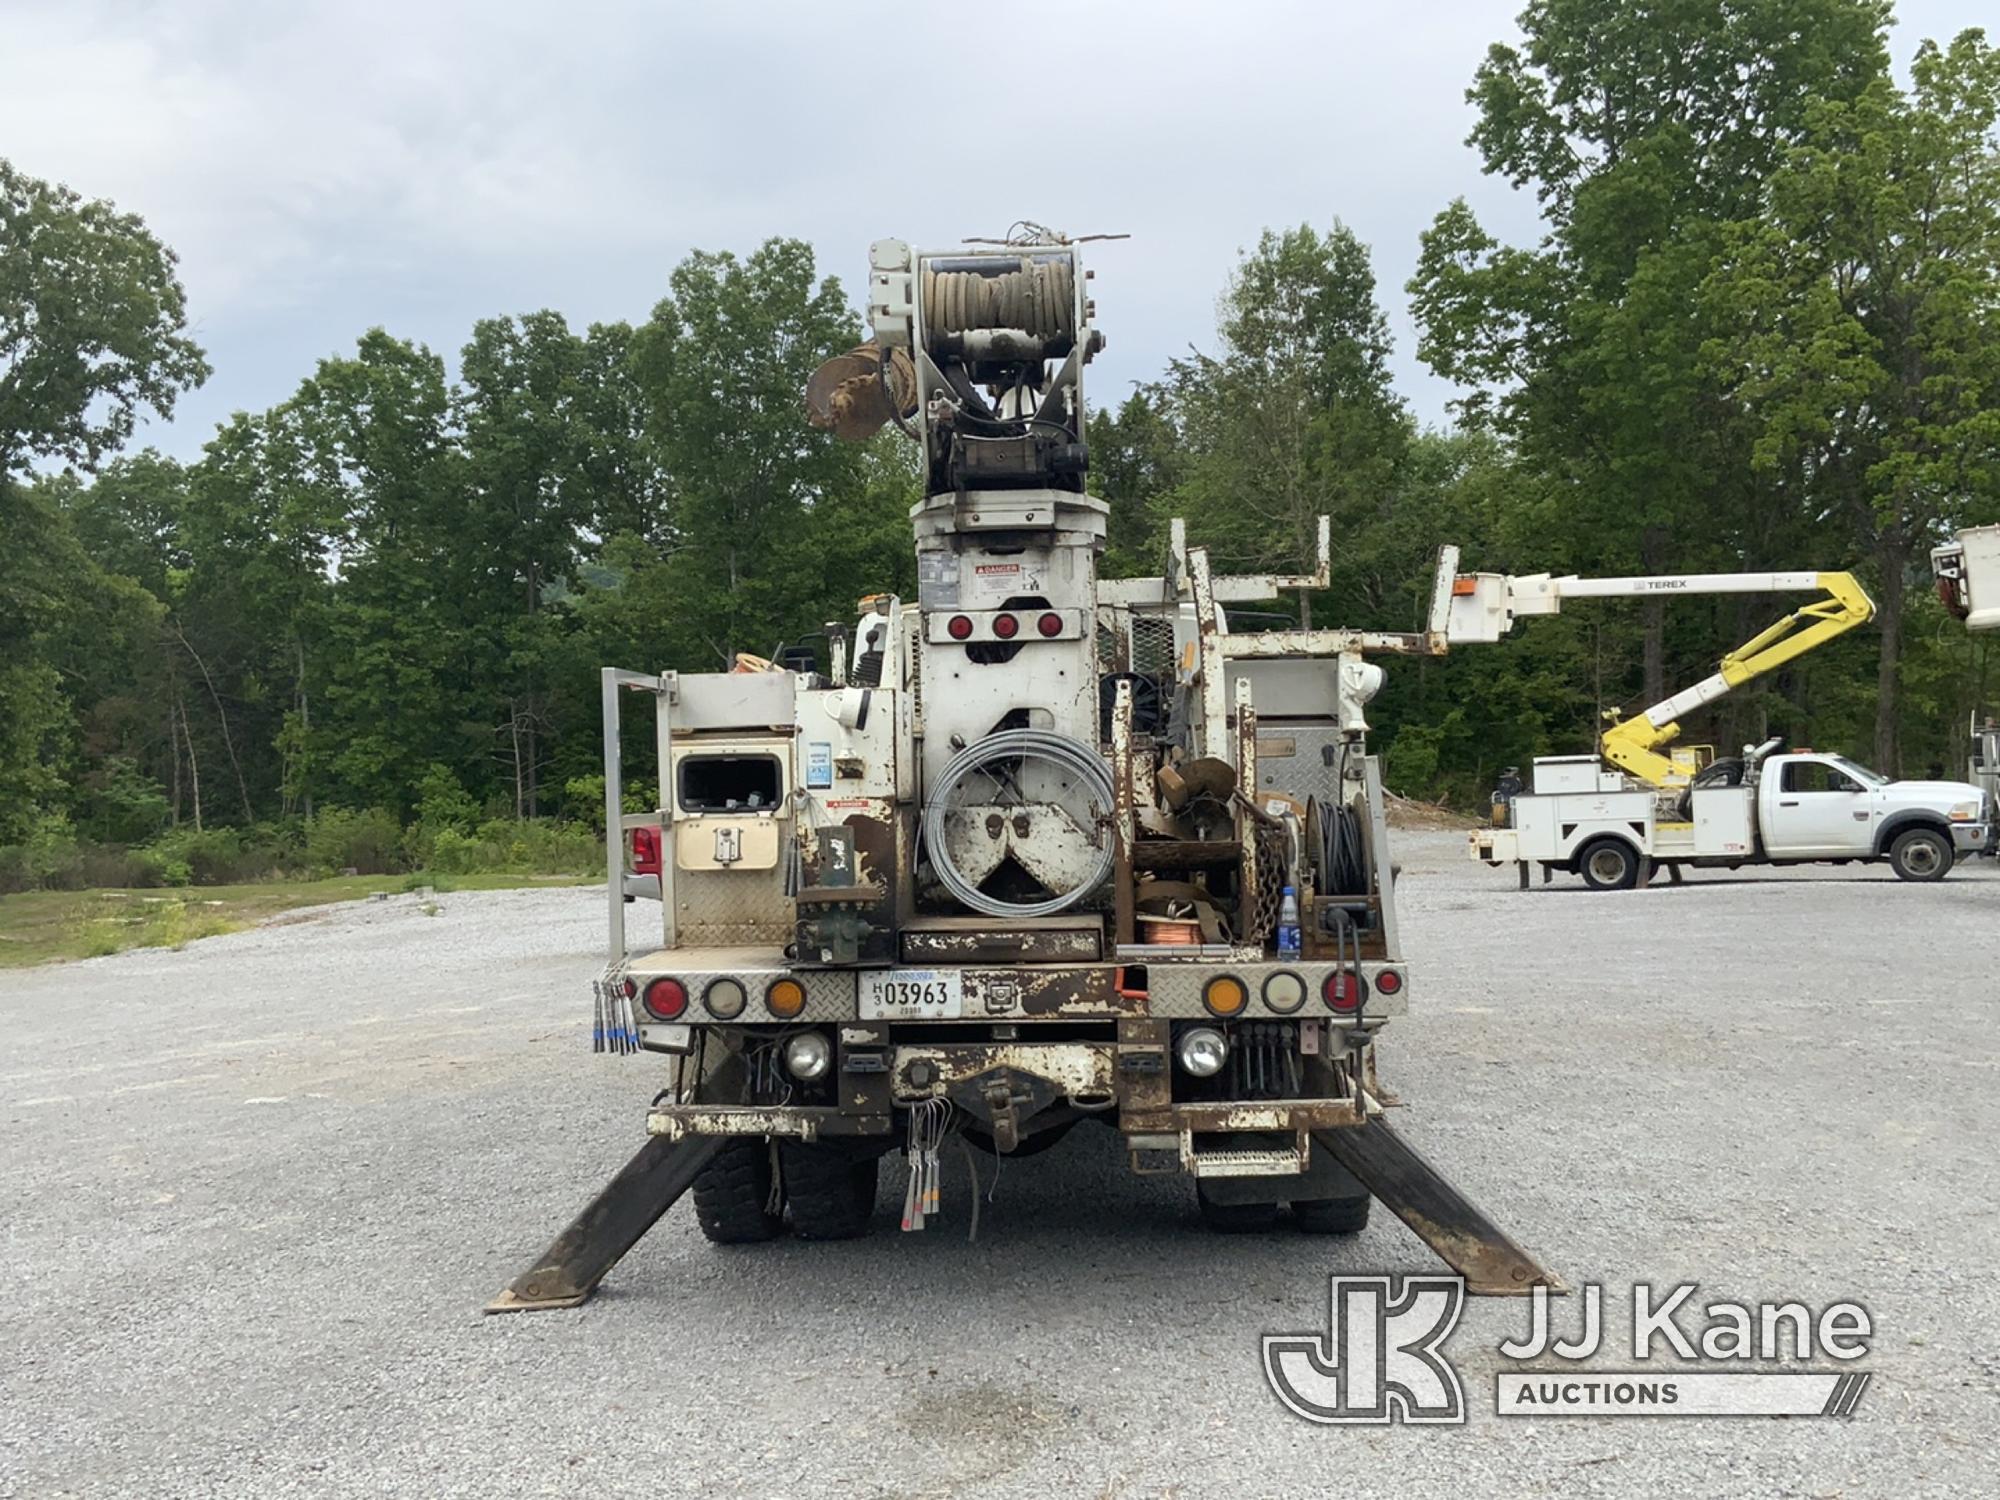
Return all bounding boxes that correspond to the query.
[2,0,1988,454]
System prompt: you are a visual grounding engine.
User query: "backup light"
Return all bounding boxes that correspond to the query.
[783,1031,832,1081]
[1262,971,1306,1014]
[703,978,747,1020]
[1176,1027,1229,1077]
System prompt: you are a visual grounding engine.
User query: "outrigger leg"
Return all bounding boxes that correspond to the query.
[484,1135,724,1313]
[1316,1119,1564,1296]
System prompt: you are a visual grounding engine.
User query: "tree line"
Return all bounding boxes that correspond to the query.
[3,1,1998,890]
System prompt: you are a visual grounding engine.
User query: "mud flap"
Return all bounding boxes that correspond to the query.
[484,1135,725,1313]
[1314,1121,1563,1296]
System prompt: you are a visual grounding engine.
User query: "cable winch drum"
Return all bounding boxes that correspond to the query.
[920,257,1077,348]
[922,729,1114,918]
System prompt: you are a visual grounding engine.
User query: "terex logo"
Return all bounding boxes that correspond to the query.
[1263,1275,1467,1424]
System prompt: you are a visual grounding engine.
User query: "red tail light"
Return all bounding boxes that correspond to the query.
[1323,971,1366,1013]
[1037,612,1063,637]
[643,977,688,1021]
[947,615,974,640]
[1374,968,1403,996]
[992,613,1019,639]
[630,825,662,876]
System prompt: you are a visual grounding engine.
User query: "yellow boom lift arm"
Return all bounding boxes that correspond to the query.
[1446,568,1876,789]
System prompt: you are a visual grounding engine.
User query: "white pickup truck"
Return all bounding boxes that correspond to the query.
[1473,744,1992,889]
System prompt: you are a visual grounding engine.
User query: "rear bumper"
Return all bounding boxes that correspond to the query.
[613,954,1409,1027]
[647,1031,1370,1178]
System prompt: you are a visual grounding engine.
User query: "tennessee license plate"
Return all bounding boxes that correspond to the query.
[858,968,963,1020]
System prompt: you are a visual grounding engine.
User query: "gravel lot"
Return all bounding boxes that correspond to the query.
[3,833,1996,1498]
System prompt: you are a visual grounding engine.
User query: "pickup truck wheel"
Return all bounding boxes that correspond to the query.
[1888,827,1953,882]
[1578,838,1640,891]
[692,1139,784,1244]
[781,1142,878,1240]
[1292,1193,1371,1235]
[1197,1184,1281,1233]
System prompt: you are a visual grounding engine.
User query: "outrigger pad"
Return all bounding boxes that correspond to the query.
[1314,1120,1564,1296]
[484,1134,725,1314]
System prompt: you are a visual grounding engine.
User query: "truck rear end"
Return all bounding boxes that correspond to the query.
[488,234,1556,1311]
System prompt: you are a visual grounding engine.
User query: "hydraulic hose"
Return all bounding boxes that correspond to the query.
[922,729,1114,917]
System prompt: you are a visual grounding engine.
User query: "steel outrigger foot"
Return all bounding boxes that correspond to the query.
[484,1135,725,1313]
[1315,1120,1565,1297]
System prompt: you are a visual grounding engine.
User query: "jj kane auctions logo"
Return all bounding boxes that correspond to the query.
[1265,1277,1873,1423]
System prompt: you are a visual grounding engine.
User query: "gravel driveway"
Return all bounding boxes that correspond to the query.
[3,834,1996,1498]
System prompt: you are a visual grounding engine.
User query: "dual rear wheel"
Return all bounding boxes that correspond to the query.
[692,1139,879,1244]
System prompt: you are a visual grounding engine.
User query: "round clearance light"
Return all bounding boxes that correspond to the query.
[1262,971,1307,1014]
[1373,968,1404,997]
[1323,971,1367,1014]
[947,615,974,641]
[642,977,688,1021]
[783,1031,832,1081]
[1203,976,1248,1018]
[1176,1026,1229,1077]
[992,613,1019,639]
[765,977,807,1019]
[703,977,747,1020]
[1037,612,1063,638]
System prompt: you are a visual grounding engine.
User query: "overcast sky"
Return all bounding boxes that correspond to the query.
[4,0,1989,460]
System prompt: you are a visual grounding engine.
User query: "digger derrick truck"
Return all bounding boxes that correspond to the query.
[486,233,1558,1313]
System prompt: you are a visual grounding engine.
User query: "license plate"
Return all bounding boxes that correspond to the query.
[859,968,963,1020]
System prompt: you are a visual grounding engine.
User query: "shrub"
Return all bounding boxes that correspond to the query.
[145,825,248,885]
[0,813,85,893]
[415,764,479,832]
[419,819,601,876]
[77,845,161,889]
[76,757,172,845]
[304,807,405,875]
[132,847,193,887]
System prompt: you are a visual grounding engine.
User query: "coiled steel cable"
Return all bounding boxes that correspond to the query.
[922,729,1114,917]
[920,258,1077,344]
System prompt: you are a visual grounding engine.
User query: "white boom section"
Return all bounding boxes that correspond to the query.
[1933,526,2000,631]
[1448,564,1876,788]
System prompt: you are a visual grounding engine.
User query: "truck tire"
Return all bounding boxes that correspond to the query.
[1292,1193,1371,1235]
[781,1142,877,1240]
[692,1139,784,1244]
[1197,1183,1281,1233]
[1888,827,1953,882]
[1578,838,1640,891]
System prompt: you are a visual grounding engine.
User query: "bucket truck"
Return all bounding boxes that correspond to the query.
[1449,565,1992,888]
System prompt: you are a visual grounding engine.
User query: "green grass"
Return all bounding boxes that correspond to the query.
[0,871,593,970]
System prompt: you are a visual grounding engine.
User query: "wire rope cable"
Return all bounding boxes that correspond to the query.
[922,729,1114,917]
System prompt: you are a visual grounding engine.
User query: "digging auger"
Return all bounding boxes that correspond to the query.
[485,1135,724,1313]
[1316,1120,1565,1296]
